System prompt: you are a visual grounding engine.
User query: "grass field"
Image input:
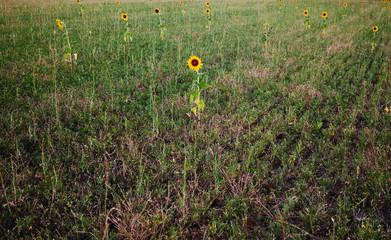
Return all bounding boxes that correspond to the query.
[1,0,391,238]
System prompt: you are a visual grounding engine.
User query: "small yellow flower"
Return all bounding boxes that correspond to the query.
[373,26,378,32]
[343,3,347,7]
[205,8,210,14]
[58,23,63,29]
[121,13,128,21]
[56,19,61,23]
[77,0,80,4]
[385,106,390,112]
[322,12,327,18]
[303,10,308,16]
[155,8,160,14]
[206,2,210,6]
[360,3,363,6]
[180,1,183,4]
[117,1,120,4]
[187,56,203,72]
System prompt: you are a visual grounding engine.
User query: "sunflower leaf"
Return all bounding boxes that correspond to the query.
[198,81,212,89]
[198,100,205,110]
[191,107,197,115]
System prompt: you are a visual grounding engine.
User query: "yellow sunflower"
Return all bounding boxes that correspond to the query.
[279,0,282,2]
[180,1,183,4]
[117,1,120,4]
[343,3,347,7]
[205,8,210,14]
[187,56,203,72]
[322,12,327,18]
[56,19,61,23]
[303,10,308,16]
[155,8,160,14]
[77,0,80,4]
[373,26,378,32]
[361,3,363,6]
[121,13,128,21]
[206,2,210,6]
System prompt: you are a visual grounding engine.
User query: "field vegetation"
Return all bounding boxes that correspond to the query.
[1,0,391,238]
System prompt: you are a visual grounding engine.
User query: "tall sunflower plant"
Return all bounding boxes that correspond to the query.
[205,8,211,29]
[371,26,378,51]
[121,13,132,42]
[262,21,271,48]
[187,56,212,118]
[55,19,76,66]
[77,0,84,15]
[303,10,310,29]
[320,12,328,35]
[155,9,166,40]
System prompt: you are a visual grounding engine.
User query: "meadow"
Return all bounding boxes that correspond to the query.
[1,0,391,238]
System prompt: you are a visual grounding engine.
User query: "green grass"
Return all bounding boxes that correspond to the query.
[1,0,391,238]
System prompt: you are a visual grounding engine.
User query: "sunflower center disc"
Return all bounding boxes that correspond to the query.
[192,59,199,66]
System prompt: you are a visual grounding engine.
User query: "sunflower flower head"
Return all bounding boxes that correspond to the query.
[303,10,308,16]
[343,3,347,7]
[77,0,80,4]
[187,56,203,72]
[121,13,128,21]
[205,8,210,14]
[180,1,183,5]
[117,1,120,4]
[361,3,363,6]
[155,8,160,14]
[322,12,327,18]
[206,2,210,6]
[373,26,378,32]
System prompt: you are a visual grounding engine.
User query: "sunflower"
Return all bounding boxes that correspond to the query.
[322,12,327,18]
[206,2,210,6]
[77,0,80,4]
[121,13,128,21]
[343,3,347,7]
[187,56,203,72]
[279,0,282,2]
[117,1,120,4]
[58,23,63,29]
[205,8,210,14]
[361,3,363,6]
[373,26,378,32]
[155,8,160,14]
[303,10,308,16]
[56,19,61,23]
[180,1,183,4]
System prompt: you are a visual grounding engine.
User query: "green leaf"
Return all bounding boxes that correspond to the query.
[192,90,199,102]
[199,81,212,89]
[66,47,72,53]
[198,100,205,110]
[191,107,197,115]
